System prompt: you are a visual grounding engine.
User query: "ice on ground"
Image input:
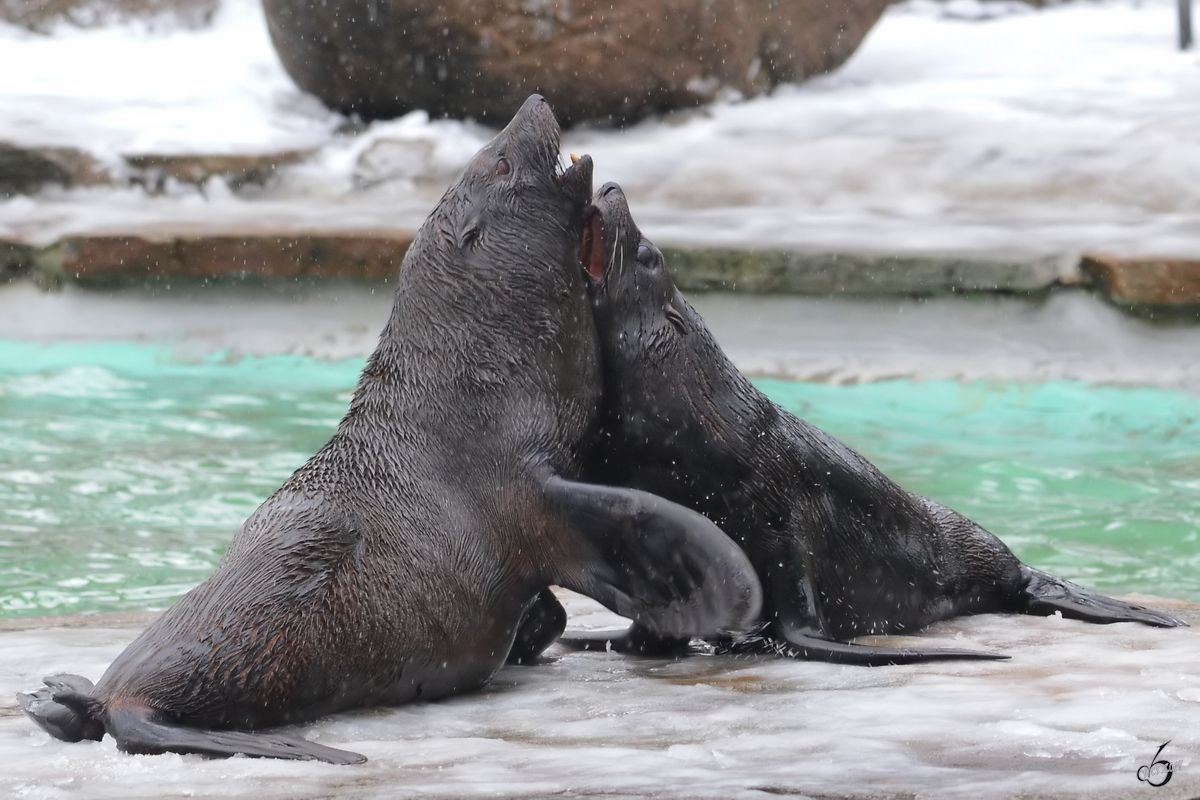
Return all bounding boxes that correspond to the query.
[1,591,1197,799]
[2,0,1199,254]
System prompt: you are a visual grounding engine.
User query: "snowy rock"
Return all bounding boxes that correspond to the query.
[0,0,216,32]
[0,240,34,281]
[123,150,315,192]
[1082,253,1200,308]
[0,143,111,197]
[260,0,891,125]
[353,139,452,188]
[27,229,1087,295]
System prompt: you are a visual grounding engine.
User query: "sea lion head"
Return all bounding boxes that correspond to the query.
[431,94,594,258]
[372,94,598,403]
[581,181,731,452]
[583,181,694,370]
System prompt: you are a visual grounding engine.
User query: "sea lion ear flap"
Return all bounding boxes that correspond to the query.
[542,476,763,639]
[456,203,485,249]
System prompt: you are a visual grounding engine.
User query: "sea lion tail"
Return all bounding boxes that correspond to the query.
[1018,565,1187,628]
[101,704,367,764]
[556,625,694,657]
[721,630,1009,666]
[556,624,1009,665]
[20,678,366,764]
[17,673,106,743]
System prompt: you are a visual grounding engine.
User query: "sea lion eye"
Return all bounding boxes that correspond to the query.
[636,244,657,268]
[496,157,511,176]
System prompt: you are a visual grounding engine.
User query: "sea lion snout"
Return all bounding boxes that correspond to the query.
[507,94,556,137]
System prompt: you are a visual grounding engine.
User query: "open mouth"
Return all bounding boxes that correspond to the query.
[580,207,605,283]
[556,152,593,208]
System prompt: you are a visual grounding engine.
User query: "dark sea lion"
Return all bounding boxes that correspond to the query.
[566,182,1185,665]
[16,99,761,763]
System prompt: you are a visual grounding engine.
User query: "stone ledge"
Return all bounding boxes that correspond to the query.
[1,145,318,197]
[661,247,1079,295]
[43,232,415,283]
[1081,253,1200,307]
[0,143,112,197]
[6,232,1200,315]
[0,240,35,282]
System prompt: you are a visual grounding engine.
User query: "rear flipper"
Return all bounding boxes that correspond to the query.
[1019,566,1187,628]
[105,705,366,765]
[721,628,1009,666]
[17,673,105,743]
[559,623,1007,665]
[507,588,567,665]
[544,477,762,640]
[557,625,693,658]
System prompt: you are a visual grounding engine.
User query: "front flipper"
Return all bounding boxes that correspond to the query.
[507,588,567,665]
[722,628,1009,666]
[105,705,366,765]
[544,477,762,639]
[1019,566,1187,628]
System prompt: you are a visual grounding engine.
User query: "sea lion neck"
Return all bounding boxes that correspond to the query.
[337,95,598,466]
[586,184,782,476]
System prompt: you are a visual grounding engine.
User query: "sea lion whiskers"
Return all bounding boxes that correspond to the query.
[609,221,624,276]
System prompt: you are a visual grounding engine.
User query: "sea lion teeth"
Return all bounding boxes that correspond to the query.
[557,153,593,205]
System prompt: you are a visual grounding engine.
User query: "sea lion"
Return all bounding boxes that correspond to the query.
[564,182,1184,665]
[16,99,761,763]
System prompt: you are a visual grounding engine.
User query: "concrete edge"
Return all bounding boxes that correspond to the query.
[3,232,1200,315]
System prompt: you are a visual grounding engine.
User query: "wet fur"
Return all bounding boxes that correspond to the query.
[582,183,1184,661]
[20,100,607,762]
[20,103,764,762]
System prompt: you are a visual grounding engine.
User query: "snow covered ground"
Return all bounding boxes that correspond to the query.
[2,591,1198,800]
[1,0,1198,254]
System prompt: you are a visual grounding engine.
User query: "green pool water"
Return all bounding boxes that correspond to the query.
[1,339,1197,618]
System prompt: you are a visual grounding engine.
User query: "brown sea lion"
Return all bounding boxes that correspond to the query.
[561,182,1184,665]
[16,100,761,763]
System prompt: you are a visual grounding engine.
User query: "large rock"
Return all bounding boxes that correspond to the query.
[262,0,891,125]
